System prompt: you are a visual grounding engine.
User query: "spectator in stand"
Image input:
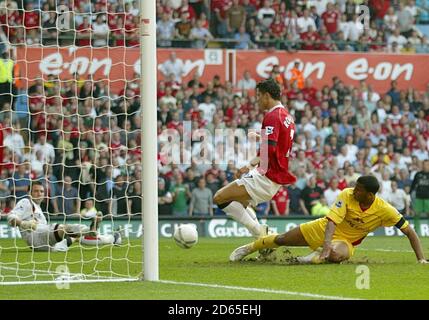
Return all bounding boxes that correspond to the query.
[234,25,253,49]
[388,28,408,51]
[211,0,231,38]
[386,180,411,216]
[170,174,189,216]
[190,19,213,49]
[398,2,415,38]
[286,60,304,90]
[299,176,323,216]
[344,165,360,186]
[372,0,391,28]
[175,12,192,48]
[311,197,330,217]
[42,11,57,46]
[113,174,130,216]
[92,14,109,47]
[297,9,317,34]
[256,201,270,216]
[158,177,173,216]
[33,134,55,164]
[237,70,256,91]
[226,0,246,37]
[257,0,275,31]
[157,12,176,47]
[0,50,14,110]
[160,52,185,83]
[286,183,302,215]
[271,185,289,216]
[23,1,40,45]
[321,2,339,36]
[10,162,30,201]
[323,178,341,207]
[410,160,429,235]
[189,177,213,216]
[58,175,80,216]
[128,180,142,215]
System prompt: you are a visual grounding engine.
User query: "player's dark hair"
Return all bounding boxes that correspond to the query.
[356,175,380,194]
[31,180,43,189]
[256,78,281,100]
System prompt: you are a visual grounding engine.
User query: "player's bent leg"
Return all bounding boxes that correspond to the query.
[213,181,252,207]
[214,182,265,237]
[62,223,90,237]
[327,240,351,263]
[275,226,309,246]
[230,227,310,262]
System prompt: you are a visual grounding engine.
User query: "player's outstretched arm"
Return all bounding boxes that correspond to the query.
[319,220,336,261]
[401,225,427,263]
[7,214,37,231]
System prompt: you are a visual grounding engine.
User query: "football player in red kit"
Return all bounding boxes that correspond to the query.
[214,78,296,238]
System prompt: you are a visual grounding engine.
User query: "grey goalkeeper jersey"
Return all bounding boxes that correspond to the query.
[7,198,47,238]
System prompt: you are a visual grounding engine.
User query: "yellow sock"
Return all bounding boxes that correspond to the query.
[252,234,280,251]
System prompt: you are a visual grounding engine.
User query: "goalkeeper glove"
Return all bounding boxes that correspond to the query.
[20,220,37,231]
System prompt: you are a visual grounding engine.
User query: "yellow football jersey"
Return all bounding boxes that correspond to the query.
[326,188,409,244]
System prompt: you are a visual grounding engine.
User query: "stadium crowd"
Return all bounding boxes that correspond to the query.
[0,0,427,221]
[0,0,429,52]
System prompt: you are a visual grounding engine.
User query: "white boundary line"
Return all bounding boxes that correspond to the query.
[159,280,364,300]
[0,265,139,285]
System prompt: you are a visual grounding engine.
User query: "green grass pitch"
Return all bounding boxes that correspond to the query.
[1,237,428,300]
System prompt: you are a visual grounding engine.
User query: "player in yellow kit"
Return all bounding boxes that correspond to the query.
[230,176,428,264]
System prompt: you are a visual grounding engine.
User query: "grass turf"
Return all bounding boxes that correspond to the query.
[0,236,428,300]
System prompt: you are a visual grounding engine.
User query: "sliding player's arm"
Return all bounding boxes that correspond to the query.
[320,191,348,261]
[382,206,427,263]
[401,226,427,263]
[320,220,336,261]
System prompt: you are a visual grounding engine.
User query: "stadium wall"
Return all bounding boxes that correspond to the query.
[0,218,428,239]
[17,48,429,93]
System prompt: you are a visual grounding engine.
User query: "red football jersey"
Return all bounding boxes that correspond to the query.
[321,11,339,34]
[272,187,289,215]
[258,105,297,185]
[24,10,39,29]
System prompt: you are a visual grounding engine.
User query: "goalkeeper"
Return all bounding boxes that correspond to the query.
[8,181,89,251]
[7,181,120,251]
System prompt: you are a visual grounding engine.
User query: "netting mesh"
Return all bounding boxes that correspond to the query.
[0,2,142,284]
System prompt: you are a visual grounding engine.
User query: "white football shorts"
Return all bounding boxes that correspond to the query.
[235,168,281,207]
[22,224,59,251]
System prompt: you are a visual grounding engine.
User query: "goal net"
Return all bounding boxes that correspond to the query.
[0,2,142,285]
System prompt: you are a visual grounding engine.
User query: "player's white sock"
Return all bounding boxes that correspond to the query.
[245,206,258,223]
[222,201,262,237]
[297,251,323,264]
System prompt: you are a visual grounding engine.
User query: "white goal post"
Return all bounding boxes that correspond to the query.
[141,0,159,282]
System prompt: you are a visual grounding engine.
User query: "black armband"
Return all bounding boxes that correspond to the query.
[267,140,277,146]
[395,217,406,229]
